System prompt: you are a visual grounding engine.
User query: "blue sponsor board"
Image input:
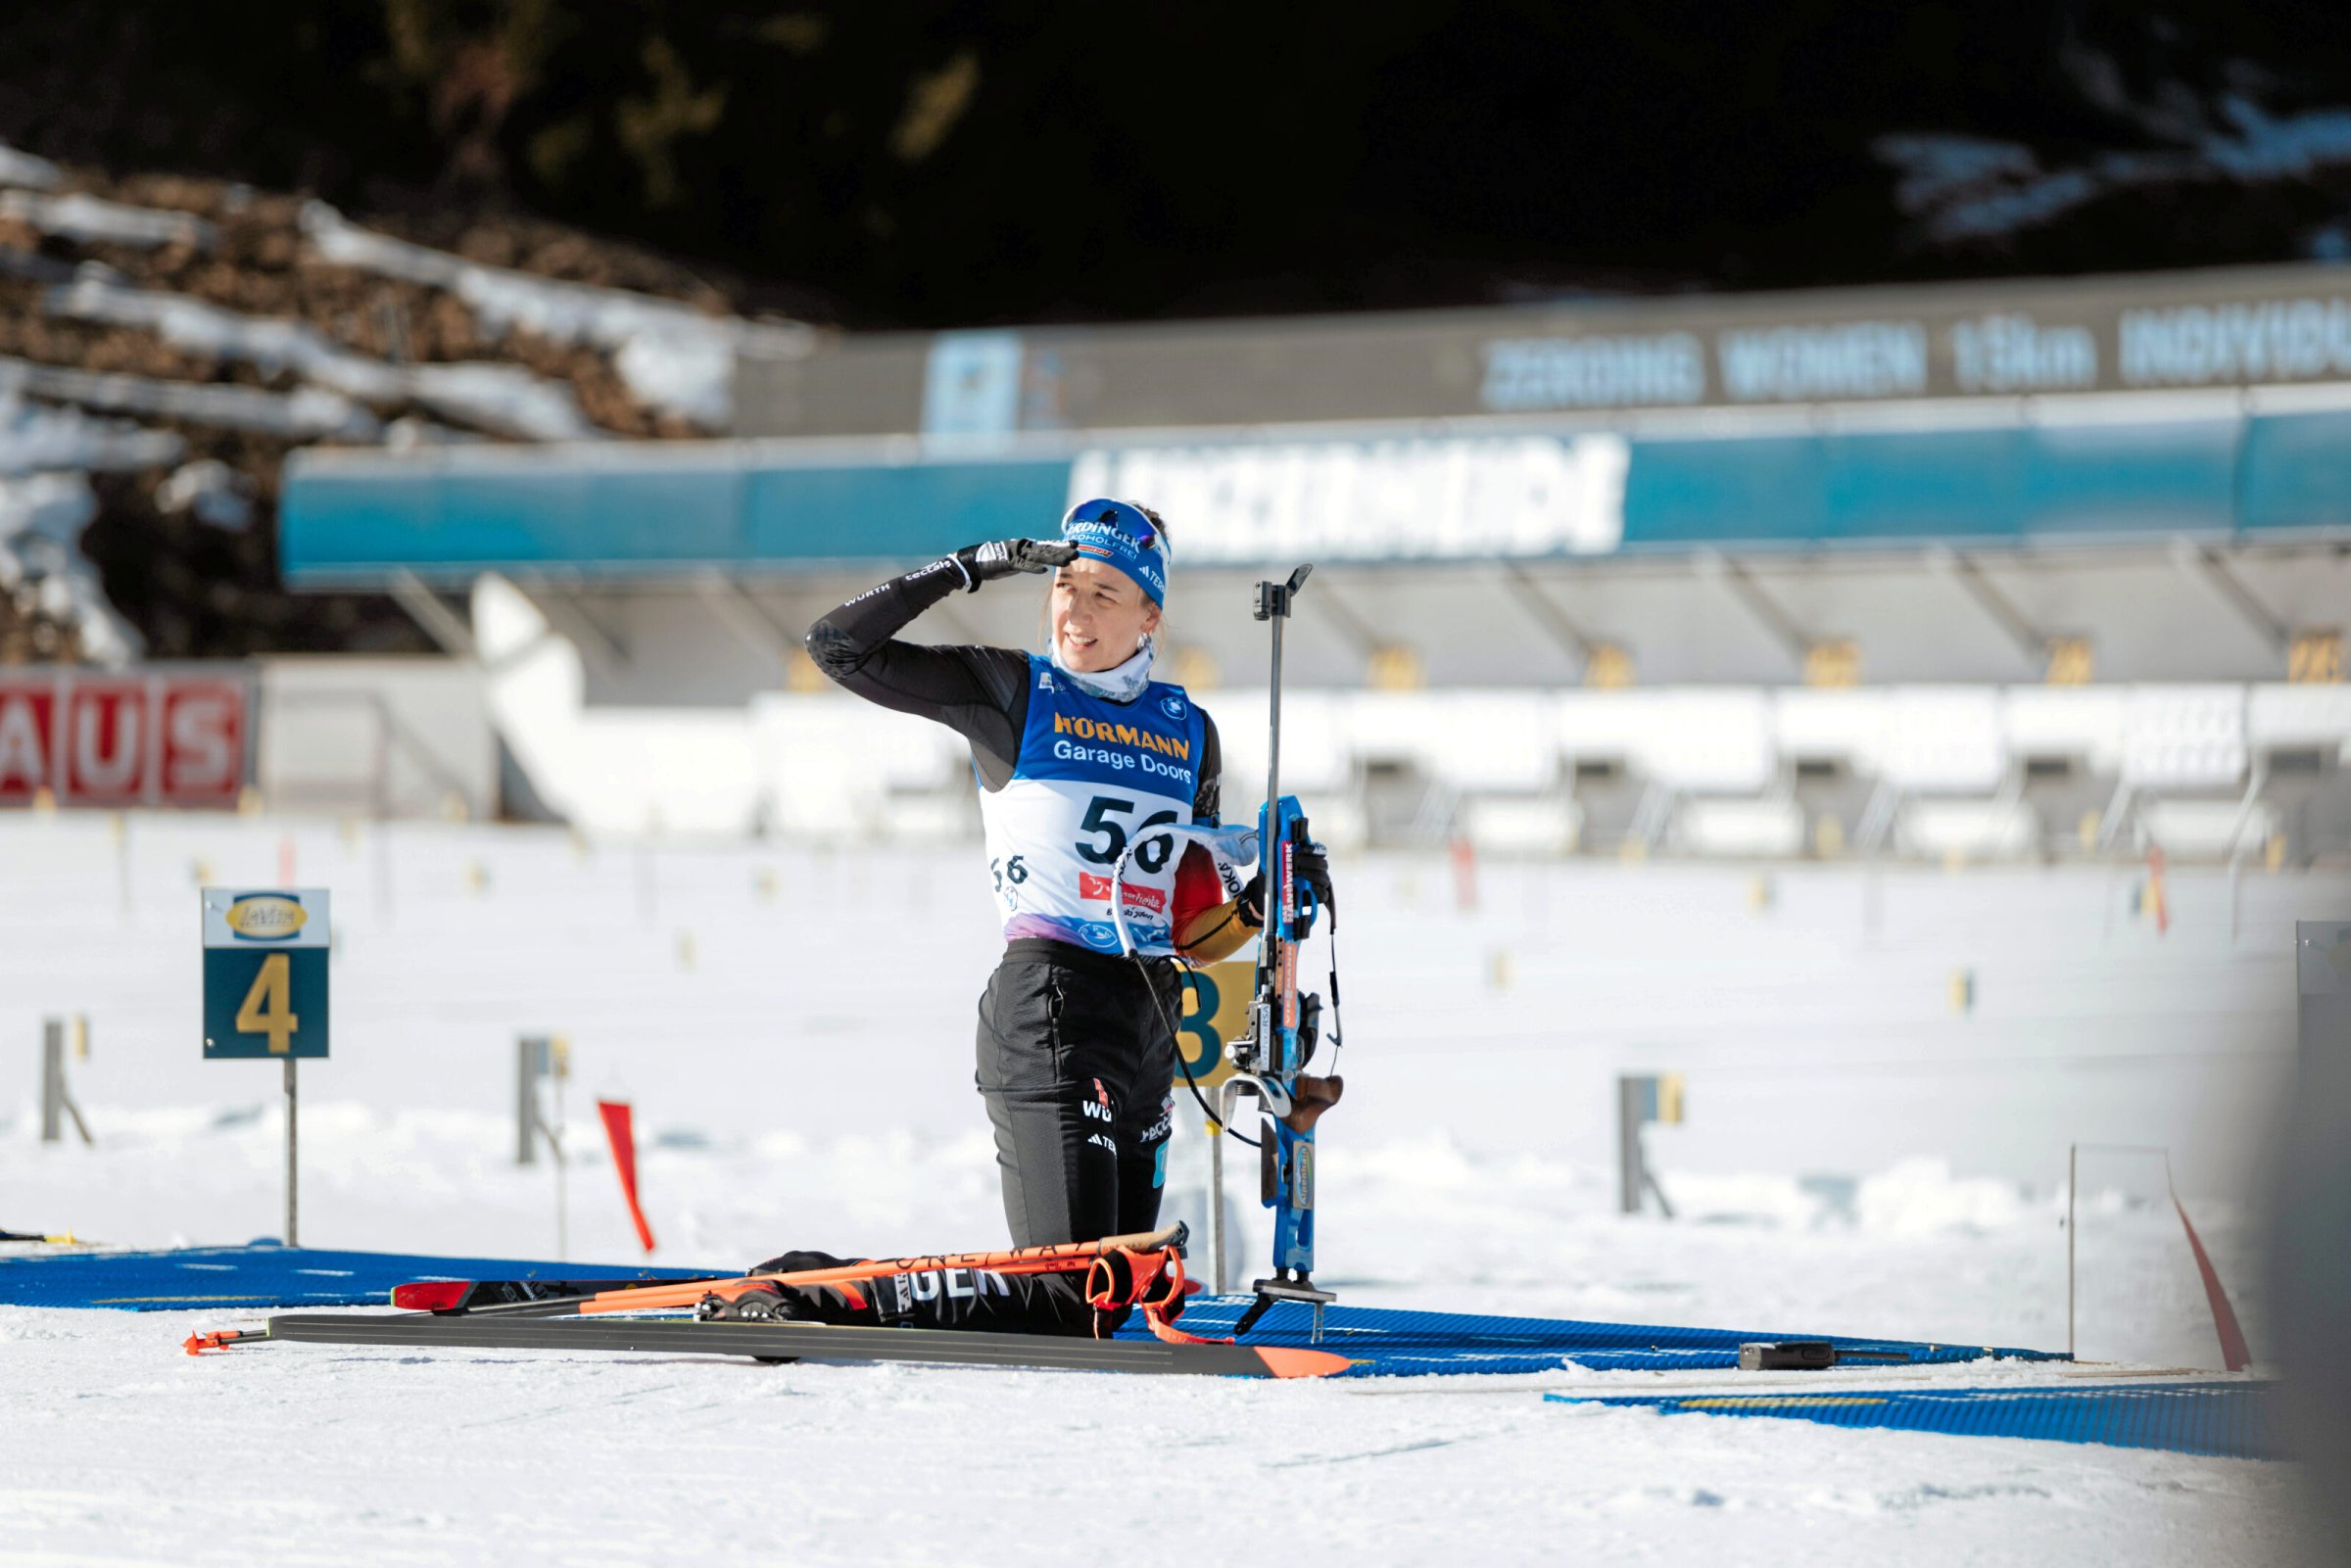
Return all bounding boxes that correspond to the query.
[201,888,330,1060]
[282,445,1071,584]
[278,407,2351,585]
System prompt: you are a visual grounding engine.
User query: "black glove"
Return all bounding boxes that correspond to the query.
[951,538,1077,591]
[1237,841,1334,927]
[704,1250,877,1329]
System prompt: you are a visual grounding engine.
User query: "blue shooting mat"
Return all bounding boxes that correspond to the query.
[1546,1381,2285,1460]
[0,1242,703,1309]
[1124,1295,2061,1379]
[2,1245,2063,1383]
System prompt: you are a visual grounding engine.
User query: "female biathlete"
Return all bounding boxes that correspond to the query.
[713,499,1327,1338]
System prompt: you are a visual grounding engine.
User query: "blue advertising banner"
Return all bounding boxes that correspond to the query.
[278,405,2351,586]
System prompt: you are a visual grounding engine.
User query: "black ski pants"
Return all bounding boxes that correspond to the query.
[975,938,1180,1249]
[733,939,1180,1340]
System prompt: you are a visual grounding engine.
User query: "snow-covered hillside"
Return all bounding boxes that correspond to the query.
[0,141,805,663]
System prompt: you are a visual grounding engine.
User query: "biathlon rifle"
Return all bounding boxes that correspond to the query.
[1225,564,1341,1341]
[1107,565,1343,1342]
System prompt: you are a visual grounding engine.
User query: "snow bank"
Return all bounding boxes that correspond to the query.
[0,387,183,475]
[301,201,812,428]
[154,458,254,530]
[0,189,215,250]
[45,277,597,442]
[1854,1158,2041,1235]
[0,355,379,441]
[0,393,161,661]
[0,469,98,551]
[48,276,396,394]
[0,472,142,664]
[401,361,598,443]
[0,140,63,191]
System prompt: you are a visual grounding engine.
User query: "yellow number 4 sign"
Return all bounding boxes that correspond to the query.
[234,953,300,1054]
[203,888,330,1060]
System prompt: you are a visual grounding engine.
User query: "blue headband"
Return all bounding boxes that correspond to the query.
[1059,499,1168,607]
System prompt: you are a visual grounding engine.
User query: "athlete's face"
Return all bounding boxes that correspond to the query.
[1050,557,1162,672]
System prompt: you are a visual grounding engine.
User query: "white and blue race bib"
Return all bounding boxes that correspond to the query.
[980,656,1208,957]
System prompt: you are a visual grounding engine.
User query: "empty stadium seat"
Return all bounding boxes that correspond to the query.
[2002,688,2126,775]
[1406,693,1573,853]
[2247,684,2351,756]
[1870,689,2038,858]
[1878,689,2006,793]
[1345,689,1438,769]
[1673,797,1807,857]
[1215,689,1351,796]
[1417,693,1558,792]
[1772,688,1889,772]
[1624,689,1778,794]
[1901,799,2042,860]
[2137,798,2279,859]
[1610,690,1786,856]
[2119,686,2247,789]
[1462,794,1583,854]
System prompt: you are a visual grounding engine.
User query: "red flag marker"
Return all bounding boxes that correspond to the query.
[597,1099,655,1254]
[2171,1190,2252,1372]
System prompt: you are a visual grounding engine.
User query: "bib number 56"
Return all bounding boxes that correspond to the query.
[1076,795,1179,873]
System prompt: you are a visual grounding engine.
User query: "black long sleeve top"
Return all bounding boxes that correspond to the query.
[803,559,1223,822]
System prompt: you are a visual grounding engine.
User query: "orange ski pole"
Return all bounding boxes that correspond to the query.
[571,1224,1185,1316]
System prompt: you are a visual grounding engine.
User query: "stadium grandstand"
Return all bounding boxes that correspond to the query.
[275,261,2351,860]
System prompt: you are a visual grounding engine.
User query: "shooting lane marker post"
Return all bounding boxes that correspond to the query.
[202,889,331,1246]
[1618,1073,1685,1217]
[40,1016,94,1145]
[515,1034,572,1258]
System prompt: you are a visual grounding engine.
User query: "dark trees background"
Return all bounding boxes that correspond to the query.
[4,2,2350,328]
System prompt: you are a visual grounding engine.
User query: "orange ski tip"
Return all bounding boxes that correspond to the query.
[182,1330,233,1355]
[1252,1347,1352,1379]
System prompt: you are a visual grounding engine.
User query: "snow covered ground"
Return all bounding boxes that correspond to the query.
[0,1301,2319,1568]
[0,1124,2317,1567]
[1,812,2338,1563]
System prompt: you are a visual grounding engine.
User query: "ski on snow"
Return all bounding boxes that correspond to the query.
[185,1311,1351,1378]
